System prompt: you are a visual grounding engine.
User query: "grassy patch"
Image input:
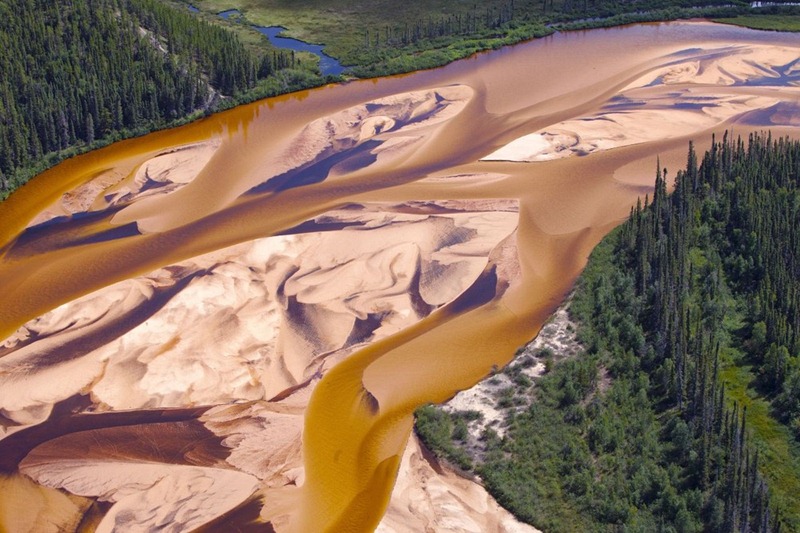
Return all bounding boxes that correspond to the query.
[714,14,800,32]
[168,0,320,64]
[193,0,554,70]
[720,355,800,532]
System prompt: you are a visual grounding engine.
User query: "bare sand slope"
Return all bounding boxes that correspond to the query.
[483,44,800,162]
[1,21,800,533]
[377,435,541,533]
[1,202,515,423]
[2,200,517,532]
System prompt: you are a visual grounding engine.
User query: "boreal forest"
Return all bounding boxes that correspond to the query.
[0,0,312,199]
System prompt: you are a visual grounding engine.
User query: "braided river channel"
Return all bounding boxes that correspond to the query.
[1,20,800,533]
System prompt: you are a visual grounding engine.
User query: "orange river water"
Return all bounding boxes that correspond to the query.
[1,21,800,532]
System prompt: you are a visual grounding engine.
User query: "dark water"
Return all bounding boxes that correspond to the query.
[217,9,241,20]
[217,9,346,76]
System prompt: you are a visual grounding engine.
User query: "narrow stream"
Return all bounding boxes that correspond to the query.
[217,8,346,76]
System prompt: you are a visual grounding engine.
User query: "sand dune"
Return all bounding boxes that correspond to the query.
[22,447,260,533]
[628,44,800,88]
[2,198,518,531]
[2,21,800,533]
[110,85,474,234]
[483,45,800,162]
[1,202,515,430]
[377,435,541,533]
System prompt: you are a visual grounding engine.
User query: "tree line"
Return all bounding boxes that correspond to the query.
[363,1,518,48]
[621,133,800,441]
[0,0,302,200]
[360,0,737,50]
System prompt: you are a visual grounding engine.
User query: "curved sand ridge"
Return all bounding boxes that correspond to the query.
[1,21,799,533]
[111,85,473,234]
[1,200,520,532]
[483,44,800,162]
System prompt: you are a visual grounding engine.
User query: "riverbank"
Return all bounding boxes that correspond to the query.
[0,0,326,202]
[714,13,800,30]
[4,0,800,202]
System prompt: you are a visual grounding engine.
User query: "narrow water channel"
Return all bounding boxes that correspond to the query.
[217,8,346,76]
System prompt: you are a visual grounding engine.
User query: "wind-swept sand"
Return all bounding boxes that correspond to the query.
[1,202,516,423]
[483,44,800,162]
[1,198,519,531]
[2,21,800,533]
[111,86,474,234]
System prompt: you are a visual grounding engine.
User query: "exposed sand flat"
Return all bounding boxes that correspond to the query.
[21,455,260,533]
[104,140,223,206]
[484,44,800,162]
[625,44,800,88]
[111,86,474,234]
[377,435,542,533]
[482,93,784,161]
[1,197,516,532]
[202,401,306,486]
[25,138,222,228]
[1,202,515,433]
[1,21,799,533]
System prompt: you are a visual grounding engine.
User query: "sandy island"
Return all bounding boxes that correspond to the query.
[483,44,800,163]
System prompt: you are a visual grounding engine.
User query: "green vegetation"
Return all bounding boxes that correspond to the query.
[721,360,800,523]
[415,406,478,472]
[0,0,323,200]
[189,0,800,78]
[416,133,800,531]
[714,14,800,31]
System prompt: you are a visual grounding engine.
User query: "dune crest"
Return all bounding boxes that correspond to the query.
[111,85,474,233]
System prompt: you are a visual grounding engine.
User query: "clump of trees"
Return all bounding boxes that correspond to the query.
[363,1,519,48]
[623,134,800,439]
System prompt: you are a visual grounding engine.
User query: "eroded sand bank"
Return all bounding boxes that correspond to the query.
[1,21,800,533]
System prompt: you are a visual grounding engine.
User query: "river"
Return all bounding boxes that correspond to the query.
[1,21,799,533]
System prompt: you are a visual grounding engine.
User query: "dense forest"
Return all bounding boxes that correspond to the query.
[340,0,800,76]
[190,0,800,79]
[417,133,800,531]
[0,0,316,200]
